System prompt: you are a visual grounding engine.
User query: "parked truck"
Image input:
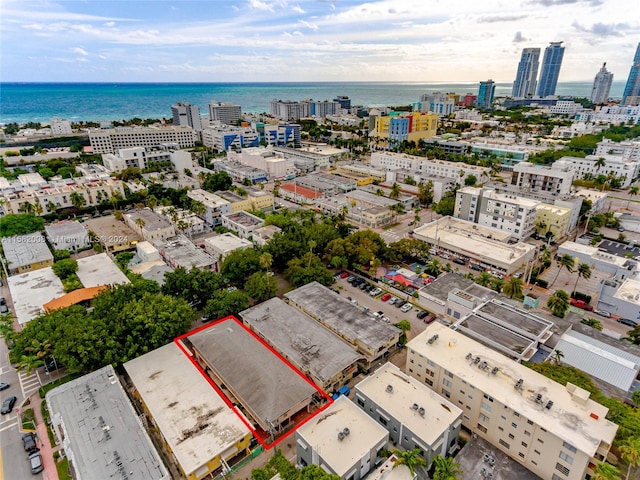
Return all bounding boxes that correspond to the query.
[332,386,350,400]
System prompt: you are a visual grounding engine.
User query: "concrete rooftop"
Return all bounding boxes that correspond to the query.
[76,253,130,287]
[7,267,65,325]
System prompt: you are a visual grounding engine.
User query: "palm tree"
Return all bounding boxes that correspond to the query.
[475,271,492,287]
[503,276,524,298]
[308,240,317,268]
[432,455,463,480]
[534,220,547,236]
[389,182,401,200]
[392,448,427,476]
[18,202,35,214]
[592,461,621,480]
[551,349,564,365]
[259,252,273,273]
[551,254,575,287]
[547,290,571,318]
[627,186,639,209]
[572,263,592,295]
[594,157,606,172]
[425,258,442,277]
[147,195,158,210]
[134,217,146,234]
[619,437,640,480]
[70,191,86,211]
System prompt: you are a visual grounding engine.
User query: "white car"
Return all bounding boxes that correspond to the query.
[382,317,390,323]
[389,297,398,305]
[369,288,382,296]
[400,303,413,313]
[594,309,611,318]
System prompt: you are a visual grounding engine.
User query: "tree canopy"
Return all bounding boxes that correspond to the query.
[0,214,44,237]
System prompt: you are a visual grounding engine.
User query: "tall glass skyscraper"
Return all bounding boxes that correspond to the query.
[590,63,614,104]
[622,43,640,106]
[512,48,540,98]
[477,80,496,109]
[536,41,565,98]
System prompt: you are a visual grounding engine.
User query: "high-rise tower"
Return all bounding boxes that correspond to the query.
[476,80,496,109]
[512,48,540,98]
[590,63,614,104]
[171,102,202,131]
[622,43,640,106]
[536,41,565,98]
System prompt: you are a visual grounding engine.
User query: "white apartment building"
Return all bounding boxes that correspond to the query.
[371,152,490,184]
[124,209,176,244]
[455,187,539,241]
[354,363,462,468]
[406,323,618,480]
[220,211,264,239]
[208,102,242,125]
[511,160,575,195]
[270,100,304,121]
[549,101,584,116]
[201,124,259,151]
[88,126,198,154]
[560,155,640,188]
[203,233,252,269]
[595,138,640,161]
[102,146,191,173]
[227,147,296,180]
[171,102,202,131]
[420,92,455,116]
[50,117,73,135]
[186,189,231,226]
[576,105,640,125]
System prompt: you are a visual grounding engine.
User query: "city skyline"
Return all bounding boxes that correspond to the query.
[1,0,639,83]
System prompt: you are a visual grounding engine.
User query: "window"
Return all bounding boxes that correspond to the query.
[483,394,494,402]
[357,398,364,407]
[444,369,453,378]
[555,463,570,476]
[514,412,520,418]
[521,441,528,448]
[481,402,492,413]
[512,422,518,429]
[559,452,574,465]
[443,379,452,387]
[500,415,507,421]
[479,413,489,423]
[552,475,565,480]
[527,419,534,425]
[534,450,540,455]
[498,426,504,432]
[537,438,544,444]
[509,433,515,439]
[498,439,510,449]
[477,424,487,433]
[426,369,434,377]
[425,379,433,386]
[379,416,388,426]
[519,452,525,458]
[531,461,538,466]
[442,389,450,398]
[524,430,531,436]
[562,442,577,453]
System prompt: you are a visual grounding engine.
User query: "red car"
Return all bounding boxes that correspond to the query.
[570,298,594,311]
[340,272,350,279]
[381,293,392,302]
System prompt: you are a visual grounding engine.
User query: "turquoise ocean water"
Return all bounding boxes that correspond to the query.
[0,81,627,124]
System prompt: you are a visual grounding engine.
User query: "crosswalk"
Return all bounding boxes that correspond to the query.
[380,230,402,244]
[18,370,42,399]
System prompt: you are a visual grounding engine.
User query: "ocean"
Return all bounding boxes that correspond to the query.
[0,81,627,124]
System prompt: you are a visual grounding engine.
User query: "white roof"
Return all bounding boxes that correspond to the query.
[355,363,462,446]
[7,267,65,325]
[556,331,640,391]
[297,396,388,477]
[407,323,618,456]
[204,232,251,253]
[187,189,230,208]
[76,253,130,287]
[613,275,640,306]
[124,343,250,476]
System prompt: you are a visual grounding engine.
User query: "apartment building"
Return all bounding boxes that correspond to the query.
[201,124,259,151]
[511,161,575,195]
[220,211,264,239]
[2,233,54,275]
[535,204,572,238]
[88,126,198,154]
[595,138,640,161]
[561,155,640,188]
[227,147,296,180]
[370,111,438,148]
[263,124,301,147]
[406,323,618,480]
[203,233,252,269]
[171,102,202,130]
[102,146,192,173]
[213,160,268,184]
[454,187,539,241]
[123,209,176,243]
[186,189,231,226]
[208,101,242,125]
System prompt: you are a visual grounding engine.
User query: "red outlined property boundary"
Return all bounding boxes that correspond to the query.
[174,315,333,449]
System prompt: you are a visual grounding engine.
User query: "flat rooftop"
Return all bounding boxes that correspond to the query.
[407,323,618,456]
[124,343,250,477]
[7,267,65,325]
[84,215,141,246]
[285,282,400,356]
[280,183,324,199]
[125,209,173,230]
[76,253,130,287]
[158,236,215,269]
[614,275,640,306]
[44,220,88,240]
[46,365,169,480]
[187,189,230,208]
[476,301,553,340]
[355,363,462,445]
[420,273,496,304]
[216,190,246,203]
[597,239,640,260]
[455,314,537,360]
[223,211,264,227]
[239,298,362,386]
[345,189,398,207]
[296,396,388,478]
[204,233,252,253]
[187,318,317,431]
[1,232,53,269]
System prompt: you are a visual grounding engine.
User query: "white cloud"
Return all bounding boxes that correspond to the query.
[249,0,274,12]
[72,47,89,56]
[292,4,305,14]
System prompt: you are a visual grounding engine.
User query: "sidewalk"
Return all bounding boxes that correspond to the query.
[29,392,59,480]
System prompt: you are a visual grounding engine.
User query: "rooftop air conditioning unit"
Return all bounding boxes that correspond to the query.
[386,385,393,393]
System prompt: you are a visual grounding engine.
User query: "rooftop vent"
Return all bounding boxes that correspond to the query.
[412,403,419,410]
[338,431,345,441]
[473,356,481,364]
[427,334,439,344]
[386,384,394,393]
[480,361,488,370]
[343,427,350,437]
[515,379,523,389]
[466,353,473,360]
[491,367,499,375]
[483,454,490,463]
[535,393,543,404]
[545,400,554,410]
[488,457,496,467]
[418,407,425,416]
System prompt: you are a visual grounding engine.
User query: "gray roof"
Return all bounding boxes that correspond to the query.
[187,318,317,430]
[421,273,497,304]
[456,314,537,359]
[157,236,215,269]
[476,300,553,340]
[1,232,53,269]
[46,365,169,480]
[45,220,88,239]
[284,282,400,356]
[556,330,640,392]
[239,298,362,385]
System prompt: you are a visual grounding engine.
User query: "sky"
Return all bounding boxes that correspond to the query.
[1,0,638,83]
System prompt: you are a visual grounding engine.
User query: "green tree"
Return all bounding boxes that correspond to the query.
[464,174,477,186]
[285,253,335,287]
[503,276,524,298]
[581,318,603,330]
[70,191,86,211]
[432,455,463,480]
[433,195,455,216]
[551,254,576,287]
[474,271,492,287]
[205,289,250,319]
[620,437,640,480]
[627,186,638,209]
[0,214,44,237]
[245,271,277,302]
[202,171,233,192]
[52,258,78,279]
[632,389,640,405]
[623,325,640,345]
[547,290,571,318]
[592,461,620,480]
[392,448,427,476]
[551,349,564,365]
[389,182,401,200]
[572,262,592,295]
[220,248,262,286]
[424,258,442,277]
[417,181,434,206]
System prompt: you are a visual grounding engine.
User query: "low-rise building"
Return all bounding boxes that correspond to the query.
[45,220,90,252]
[246,187,275,210]
[43,285,108,313]
[279,183,325,205]
[213,160,268,184]
[252,224,282,247]
[296,396,389,480]
[186,189,231,226]
[228,147,296,180]
[76,253,130,287]
[201,124,259,151]
[89,125,198,154]
[156,236,216,270]
[535,203,573,238]
[354,363,462,467]
[84,216,141,255]
[596,271,640,322]
[124,209,176,243]
[46,365,169,480]
[125,343,251,480]
[511,160,575,195]
[215,190,253,213]
[558,241,638,279]
[575,189,608,213]
[7,267,65,325]
[240,298,362,392]
[101,145,191,173]
[561,154,640,189]
[369,111,438,148]
[418,273,497,320]
[1,232,54,275]
[203,233,252,269]
[220,211,264,239]
[285,282,400,365]
[406,323,618,480]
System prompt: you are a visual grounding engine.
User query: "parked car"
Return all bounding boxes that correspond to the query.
[570,298,594,311]
[28,451,44,474]
[44,359,61,373]
[593,309,611,318]
[346,275,355,283]
[416,310,428,319]
[0,382,9,391]
[0,297,6,305]
[1,396,16,414]
[424,314,436,324]
[373,311,384,318]
[369,288,382,296]
[453,258,466,265]
[0,304,8,314]
[618,318,638,327]
[401,303,413,313]
[381,293,392,302]
[22,433,38,453]
[340,271,350,279]
[470,263,484,271]
[440,254,450,260]
[396,300,407,308]
[389,297,398,305]
[332,385,350,400]
[382,317,390,323]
